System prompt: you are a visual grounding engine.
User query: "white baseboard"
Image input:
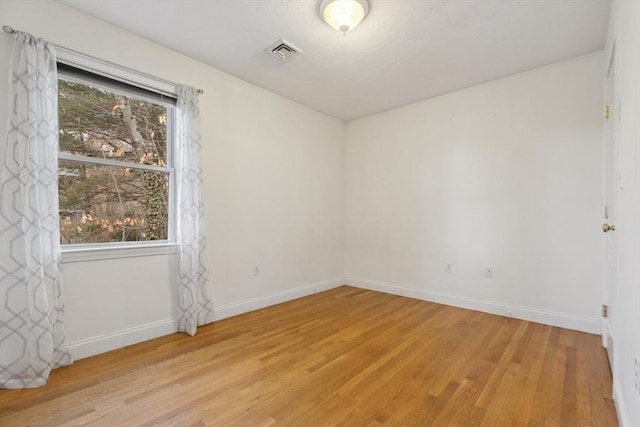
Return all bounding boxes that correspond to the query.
[66,278,345,360]
[67,318,179,360]
[347,277,601,334]
[613,380,632,427]
[212,278,345,321]
[602,318,612,348]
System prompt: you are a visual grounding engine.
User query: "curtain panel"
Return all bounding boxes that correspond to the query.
[175,85,215,336]
[0,31,72,388]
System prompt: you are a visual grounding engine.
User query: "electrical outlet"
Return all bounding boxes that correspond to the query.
[445,262,453,273]
[484,266,494,278]
[253,264,260,276]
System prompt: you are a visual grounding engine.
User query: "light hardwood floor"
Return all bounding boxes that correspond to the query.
[0,286,617,426]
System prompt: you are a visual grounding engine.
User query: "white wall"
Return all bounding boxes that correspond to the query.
[606,2,640,426]
[346,52,605,333]
[0,0,345,359]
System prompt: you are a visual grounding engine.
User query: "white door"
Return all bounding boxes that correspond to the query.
[602,47,618,372]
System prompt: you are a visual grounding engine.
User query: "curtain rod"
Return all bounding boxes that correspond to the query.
[2,25,204,95]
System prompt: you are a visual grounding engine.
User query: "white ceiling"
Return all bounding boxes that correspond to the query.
[59,0,610,121]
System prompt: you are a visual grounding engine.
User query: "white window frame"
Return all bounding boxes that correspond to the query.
[57,51,178,263]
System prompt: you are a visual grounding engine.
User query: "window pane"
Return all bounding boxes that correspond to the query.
[59,160,169,244]
[58,79,168,166]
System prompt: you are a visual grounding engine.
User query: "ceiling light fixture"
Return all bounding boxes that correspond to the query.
[320,0,369,35]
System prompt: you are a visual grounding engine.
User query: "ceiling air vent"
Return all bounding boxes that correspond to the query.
[267,39,303,62]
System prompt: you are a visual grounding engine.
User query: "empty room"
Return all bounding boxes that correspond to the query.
[0,0,638,426]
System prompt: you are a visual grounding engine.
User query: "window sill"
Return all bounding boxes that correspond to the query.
[61,243,177,263]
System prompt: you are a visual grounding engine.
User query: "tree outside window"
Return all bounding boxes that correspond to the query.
[57,75,173,245]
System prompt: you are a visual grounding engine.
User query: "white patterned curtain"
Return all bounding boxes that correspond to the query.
[0,32,72,388]
[175,85,215,336]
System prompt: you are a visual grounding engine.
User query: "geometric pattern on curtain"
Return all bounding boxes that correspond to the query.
[175,84,215,336]
[0,31,72,388]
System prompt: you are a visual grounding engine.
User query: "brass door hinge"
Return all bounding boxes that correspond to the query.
[603,105,610,119]
[602,304,608,318]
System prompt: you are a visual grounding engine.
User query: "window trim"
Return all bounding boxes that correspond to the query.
[57,63,177,108]
[61,242,177,263]
[56,55,178,260]
[56,49,177,100]
[58,153,173,173]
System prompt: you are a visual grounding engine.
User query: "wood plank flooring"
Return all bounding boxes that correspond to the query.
[0,286,617,426]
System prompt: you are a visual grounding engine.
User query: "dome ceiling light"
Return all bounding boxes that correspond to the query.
[320,0,370,35]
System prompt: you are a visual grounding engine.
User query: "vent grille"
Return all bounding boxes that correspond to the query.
[267,39,302,62]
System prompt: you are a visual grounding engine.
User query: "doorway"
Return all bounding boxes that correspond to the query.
[602,45,618,374]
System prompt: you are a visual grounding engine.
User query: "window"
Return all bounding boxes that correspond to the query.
[57,64,176,249]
